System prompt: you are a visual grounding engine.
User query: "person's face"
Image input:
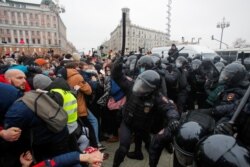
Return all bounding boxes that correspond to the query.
[9,72,26,90]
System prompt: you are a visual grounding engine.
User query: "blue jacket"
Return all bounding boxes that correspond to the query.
[0,83,23,126]
[4,100,69,146]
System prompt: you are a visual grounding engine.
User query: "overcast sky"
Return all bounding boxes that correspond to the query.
[59,0,250,52]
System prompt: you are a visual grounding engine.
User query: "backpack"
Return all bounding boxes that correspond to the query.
[21,90,68,133]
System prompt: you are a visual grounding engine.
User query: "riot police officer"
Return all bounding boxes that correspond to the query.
[111,57,180,167]
[168,44,179,63]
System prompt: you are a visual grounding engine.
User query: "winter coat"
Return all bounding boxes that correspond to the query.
[66,69,92,117]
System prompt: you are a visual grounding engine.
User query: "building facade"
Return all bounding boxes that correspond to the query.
[0,0,76,56]
[103,8,170,54]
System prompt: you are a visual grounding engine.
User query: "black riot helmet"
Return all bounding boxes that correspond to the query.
[173,121,210,166]
[218,63,247,86]
[194,134,250,167]
[191,59,202,71]
[214,62,225,73]
[137,56,154,73]
[132,70,160,97]
[213,55,221,64]
[151,53,161,68]
[175,56,188,68]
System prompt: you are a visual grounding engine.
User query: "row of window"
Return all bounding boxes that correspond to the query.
[1,37,57,45]
[0,29,57,37]
[0,19,57,28]
[2,10,56,21]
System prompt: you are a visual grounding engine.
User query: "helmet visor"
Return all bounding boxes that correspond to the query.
[219,70,232,84]
[132,77,154,96]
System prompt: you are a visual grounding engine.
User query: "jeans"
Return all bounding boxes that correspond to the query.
[87,109,100,144]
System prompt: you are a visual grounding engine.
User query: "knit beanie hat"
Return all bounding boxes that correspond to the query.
[34,58,47,66]
[33,74,52,90]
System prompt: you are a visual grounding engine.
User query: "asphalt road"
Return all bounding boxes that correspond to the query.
[102,141,173,167]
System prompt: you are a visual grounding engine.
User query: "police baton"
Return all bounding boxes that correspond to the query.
[121,12,126,57]
[229,84,250,124]
[171,47,185,58]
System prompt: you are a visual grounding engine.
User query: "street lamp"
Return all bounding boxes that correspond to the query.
[49,0,65,54]
[197,37,202,44]
[191,37,195,44]
[217,17,230,49]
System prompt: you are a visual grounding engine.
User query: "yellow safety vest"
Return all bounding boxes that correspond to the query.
[51,88,78,123]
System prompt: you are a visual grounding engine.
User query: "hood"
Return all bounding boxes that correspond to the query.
[0,83,23,112]
[67,68,79,78]
[47,78,71,91]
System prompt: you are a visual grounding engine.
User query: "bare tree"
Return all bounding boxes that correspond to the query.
[233,38,250,48]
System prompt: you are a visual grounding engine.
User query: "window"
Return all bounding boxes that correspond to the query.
[11,12,15,17]
[26,39,29,44]
[54,39,57,45]
[12,20,16,25]
[8,37,11,43]
[37,39,40,44]
[36,22,39,26]
[47,23,50,27]
[47,15,50,19]
[6,29,10,34]
[37,31,40,35]
[18,21,21,25]
[0,19,2,24]
[48,32,50,36]
[53,24,56,28]
[17,12,20,17]
[31,31,34,35]
[4,11,7,16]
[23,13,26,18]
[30,13,33,19]
[24,21,27,25]
[30,22,33,26]
[2,37,5,43]
[25,30,28,35]
[19,30,22,35]
[32,38,36,44]
[48,39,51,45]
[15,38,18,43]
[5,20,8,24]
[14,30,17,35]
[35,14,38,19]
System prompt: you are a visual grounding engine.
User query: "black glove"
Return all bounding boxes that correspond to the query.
[168,120,180,133]
[214,122,236,136]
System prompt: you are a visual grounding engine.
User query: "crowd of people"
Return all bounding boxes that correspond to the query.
[0,45,250,167]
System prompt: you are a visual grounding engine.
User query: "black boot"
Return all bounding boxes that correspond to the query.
[127,151,144,160]
[113,146,127,167]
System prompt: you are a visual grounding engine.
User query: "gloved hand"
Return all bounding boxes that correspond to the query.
[214,122,236,136]
[168,120,180,133]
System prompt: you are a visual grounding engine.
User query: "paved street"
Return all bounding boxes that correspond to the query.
[102,141,173,167]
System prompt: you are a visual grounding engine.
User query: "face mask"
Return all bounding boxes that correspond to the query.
[140,67,145,73]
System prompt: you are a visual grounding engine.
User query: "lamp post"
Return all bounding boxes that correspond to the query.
[217,17,230,49]
[49,0,65,54]
[198,37,202,44]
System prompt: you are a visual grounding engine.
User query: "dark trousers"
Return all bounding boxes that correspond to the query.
[113,121,149,167]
